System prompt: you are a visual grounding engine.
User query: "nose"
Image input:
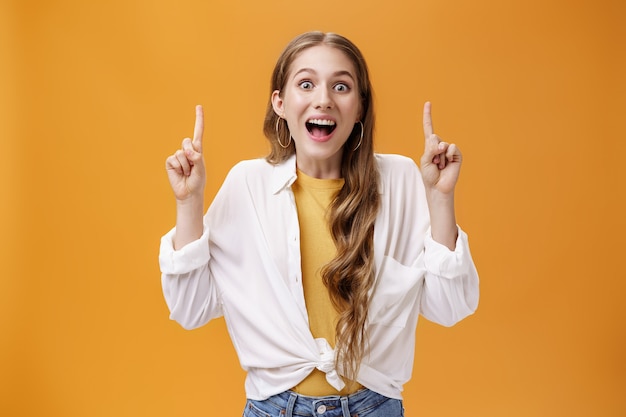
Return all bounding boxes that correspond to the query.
[314,86,334,110]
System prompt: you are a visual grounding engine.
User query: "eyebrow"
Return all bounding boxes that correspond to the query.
[292,68,355,81]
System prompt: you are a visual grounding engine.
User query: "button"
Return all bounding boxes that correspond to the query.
[317,405,327,414]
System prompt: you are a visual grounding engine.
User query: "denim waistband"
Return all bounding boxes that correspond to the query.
[248,388,398,417]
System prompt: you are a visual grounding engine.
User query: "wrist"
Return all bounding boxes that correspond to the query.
[425,188,455,207]
[174,196,205,250]
[175,195,204,226]
[176,193,204,208]
[426,190,457,250]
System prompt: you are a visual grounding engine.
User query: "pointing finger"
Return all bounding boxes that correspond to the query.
[423,101,434,138]
[193,105,204,153]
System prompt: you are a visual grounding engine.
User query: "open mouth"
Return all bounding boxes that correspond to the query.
[306,119,337,138]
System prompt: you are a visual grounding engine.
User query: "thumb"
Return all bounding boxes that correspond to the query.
[182,138,203,164]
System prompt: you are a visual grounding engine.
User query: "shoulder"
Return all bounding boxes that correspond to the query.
[230,157,272,173]
[211,158,275,208]
[374,153,424,196]
[224,158,273,182]
[375,153,420,177]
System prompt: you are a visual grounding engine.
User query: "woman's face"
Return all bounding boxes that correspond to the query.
[272,45,361,179]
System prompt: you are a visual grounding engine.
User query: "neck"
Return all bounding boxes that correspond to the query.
[296,154,343,179]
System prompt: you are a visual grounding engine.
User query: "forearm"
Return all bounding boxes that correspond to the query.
[426,190,458,251]
[173,195,204,250]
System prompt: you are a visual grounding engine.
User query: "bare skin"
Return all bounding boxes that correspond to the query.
[165,102,461,251]
[420,101,461,250]
[270,45,361,180]
[165,105,205,250]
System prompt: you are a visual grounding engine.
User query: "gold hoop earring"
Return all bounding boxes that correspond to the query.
[353,121,364,151]
[275,116,291,149]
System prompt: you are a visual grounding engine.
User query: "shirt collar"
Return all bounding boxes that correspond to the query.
[270,154,298,194]
[270,153,386,195]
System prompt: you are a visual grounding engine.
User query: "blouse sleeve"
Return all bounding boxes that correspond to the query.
[419,225,479,327]
[374,153,479,328]
[159,214,223,330]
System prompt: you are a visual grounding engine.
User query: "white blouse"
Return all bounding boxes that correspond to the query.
[159,153,479,400]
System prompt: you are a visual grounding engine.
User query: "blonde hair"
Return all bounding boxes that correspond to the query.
[263,31,380,383]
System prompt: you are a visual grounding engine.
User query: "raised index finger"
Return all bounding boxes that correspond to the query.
[193,104,204,152]
[423,101,434,138]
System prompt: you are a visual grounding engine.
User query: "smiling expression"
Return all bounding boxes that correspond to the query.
[271,45,362,179]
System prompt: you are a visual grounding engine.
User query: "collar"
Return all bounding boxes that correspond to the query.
[270,153,385,195]
[270,154,298,194]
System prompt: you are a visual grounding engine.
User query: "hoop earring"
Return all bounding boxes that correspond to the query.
[275,117,292,149]
[353,121,364,151]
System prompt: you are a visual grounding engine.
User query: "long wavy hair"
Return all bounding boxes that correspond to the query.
[263,31,380,383]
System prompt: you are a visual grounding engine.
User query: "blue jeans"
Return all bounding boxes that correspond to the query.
[243,389,404,417]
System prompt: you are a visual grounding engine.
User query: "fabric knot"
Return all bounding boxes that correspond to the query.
[314,338,345,391]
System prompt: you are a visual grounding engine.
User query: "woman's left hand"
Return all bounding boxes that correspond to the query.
[419,102,462,195]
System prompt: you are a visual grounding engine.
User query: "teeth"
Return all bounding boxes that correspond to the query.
[307,119,336,126]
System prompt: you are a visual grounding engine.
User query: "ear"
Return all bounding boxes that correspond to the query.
[271,90,285,117]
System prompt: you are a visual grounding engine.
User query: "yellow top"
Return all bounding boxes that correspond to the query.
[290,170,363,396]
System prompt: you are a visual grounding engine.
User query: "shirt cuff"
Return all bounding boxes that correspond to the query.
[423,225,473,279]
[158,225,211,275]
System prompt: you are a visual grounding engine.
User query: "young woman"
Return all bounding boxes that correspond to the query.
[161,31,479,417]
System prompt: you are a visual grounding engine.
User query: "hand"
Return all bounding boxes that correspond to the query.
[165,105,206,201]
[419,102,462,195]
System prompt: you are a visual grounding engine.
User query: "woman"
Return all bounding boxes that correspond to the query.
[161,31,479,417]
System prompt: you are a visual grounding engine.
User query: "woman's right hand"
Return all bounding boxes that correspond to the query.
[165,105,206,201]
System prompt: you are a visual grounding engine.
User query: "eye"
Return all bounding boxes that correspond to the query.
[334,83,350,92]
[299,80,314,90]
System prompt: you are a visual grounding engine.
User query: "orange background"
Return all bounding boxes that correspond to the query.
[1,0,625,416]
